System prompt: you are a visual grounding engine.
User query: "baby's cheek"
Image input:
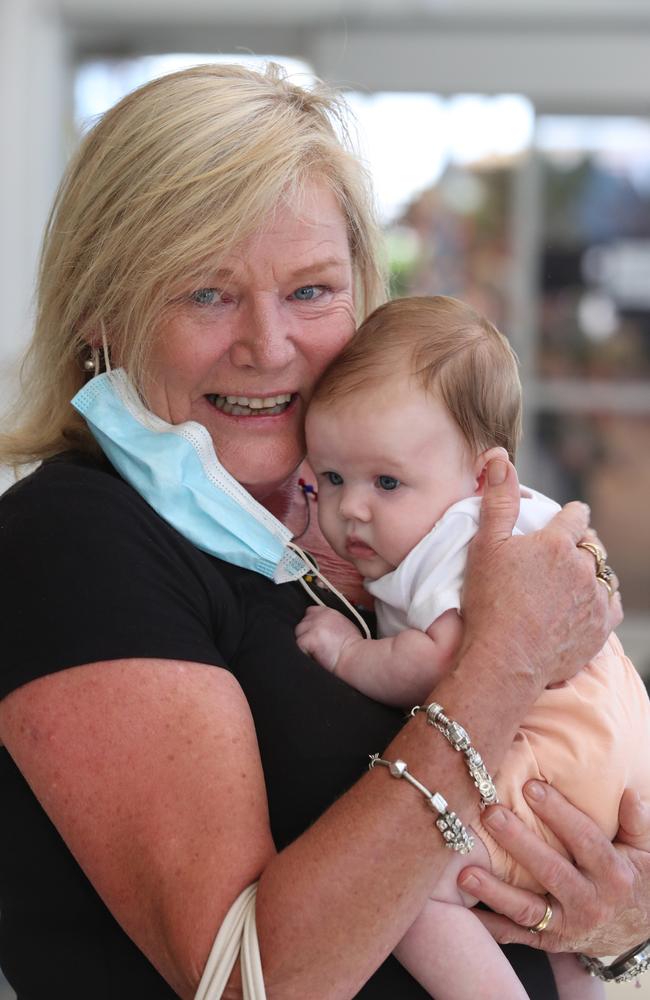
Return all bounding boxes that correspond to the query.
[316,503,339,550]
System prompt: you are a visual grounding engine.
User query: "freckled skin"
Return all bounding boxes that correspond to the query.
[142,182,357,503]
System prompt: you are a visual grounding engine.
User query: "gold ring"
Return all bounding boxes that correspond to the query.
[577,540,606,573]
[577,541,617,596]
[529,901,553,934]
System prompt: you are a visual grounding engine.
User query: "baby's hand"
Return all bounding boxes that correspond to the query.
[295,605,363,673]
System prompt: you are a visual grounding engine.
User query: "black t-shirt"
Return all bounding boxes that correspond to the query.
[0,452,557,999]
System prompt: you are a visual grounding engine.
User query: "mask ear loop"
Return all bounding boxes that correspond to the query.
[101,325,112,374]
[287,541,371,640]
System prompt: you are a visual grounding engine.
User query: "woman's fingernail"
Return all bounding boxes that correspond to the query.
[458,872,480,891]
[488,460,507,485]
[484,807,507,830]
[525,781,545,802]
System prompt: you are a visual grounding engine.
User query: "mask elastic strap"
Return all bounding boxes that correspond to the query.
[287,541,371,640]
[101,325,112,374]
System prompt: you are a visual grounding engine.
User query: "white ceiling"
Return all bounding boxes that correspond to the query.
[51,0,649,114]
[56,0,650,22]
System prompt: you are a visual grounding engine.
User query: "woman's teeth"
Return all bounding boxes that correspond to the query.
[207,392,293,416]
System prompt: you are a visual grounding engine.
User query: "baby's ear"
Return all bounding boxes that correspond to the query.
[473,447,509,495]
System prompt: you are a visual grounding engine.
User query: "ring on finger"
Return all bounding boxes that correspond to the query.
[578,541,617,596]
[581,528,607,555]
[596,563,616,596]
[528,900,553,934]
[577,540,606,571]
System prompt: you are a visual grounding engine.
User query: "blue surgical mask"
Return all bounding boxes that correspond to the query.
[70,368,311,583]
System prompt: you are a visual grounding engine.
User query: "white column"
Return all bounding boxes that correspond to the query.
[0,0,67,409]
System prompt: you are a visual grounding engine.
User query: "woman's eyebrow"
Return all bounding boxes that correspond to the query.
[202,257,348,285]
[289,257,350,281]
[205,267,236,283]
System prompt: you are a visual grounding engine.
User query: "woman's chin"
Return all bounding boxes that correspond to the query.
[201,399,306,504]
[231,451,304,508]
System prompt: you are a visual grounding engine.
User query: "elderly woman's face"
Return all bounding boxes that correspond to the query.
[144,180,356,501]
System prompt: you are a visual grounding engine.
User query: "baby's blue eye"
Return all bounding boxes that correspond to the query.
[190,288,219,306]
[377,475,400,491]
[326,471,344,486]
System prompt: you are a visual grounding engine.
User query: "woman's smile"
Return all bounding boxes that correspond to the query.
[205,391,296,416]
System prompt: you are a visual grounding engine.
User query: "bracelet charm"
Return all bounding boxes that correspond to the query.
[411,702,499,809]
[368,754,474,854]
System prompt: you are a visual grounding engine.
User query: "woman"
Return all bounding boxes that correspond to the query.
[0,63,647,999]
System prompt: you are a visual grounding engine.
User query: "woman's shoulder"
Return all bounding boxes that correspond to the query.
[0,450,206,590]
[0,449,242,698]
[1,450,198,561]
[0,451,146,548]
[2,450,145,515]
[0,449,240,602]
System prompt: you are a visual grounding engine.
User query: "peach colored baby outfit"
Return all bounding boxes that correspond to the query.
[480,632,650,889]
[365,489,650,889]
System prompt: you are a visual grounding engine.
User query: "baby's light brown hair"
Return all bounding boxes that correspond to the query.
[311,295,522,461]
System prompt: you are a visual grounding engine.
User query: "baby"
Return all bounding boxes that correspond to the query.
[295,295,650,1000]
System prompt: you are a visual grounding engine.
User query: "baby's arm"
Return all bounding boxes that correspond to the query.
[295,605,462,707]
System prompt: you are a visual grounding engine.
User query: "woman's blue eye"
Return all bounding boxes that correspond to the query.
[377,475,400,491]
[326,471,344,486]
[292,285,322,301]
[190,288,219,306]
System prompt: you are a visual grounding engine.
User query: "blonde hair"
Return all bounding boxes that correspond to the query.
[312,295,523,461]
[1,62,387,466]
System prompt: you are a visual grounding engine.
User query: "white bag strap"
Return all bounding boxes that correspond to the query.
[194,883,266,999]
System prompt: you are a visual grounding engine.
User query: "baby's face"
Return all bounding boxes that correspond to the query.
[306,377,479,580]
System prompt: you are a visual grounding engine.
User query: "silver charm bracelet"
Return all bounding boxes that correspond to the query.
[368,754,474,854]
[578,941,650,984]
[410,702,498,809]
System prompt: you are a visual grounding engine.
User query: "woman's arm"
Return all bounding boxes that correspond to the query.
[0,459,619,999]
[458,783,650,957]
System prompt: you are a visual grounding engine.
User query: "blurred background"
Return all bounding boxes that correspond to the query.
[1,2,649,992]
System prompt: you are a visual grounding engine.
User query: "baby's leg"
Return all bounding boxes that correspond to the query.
[394,832,529,1000]
[550,953,605,1000]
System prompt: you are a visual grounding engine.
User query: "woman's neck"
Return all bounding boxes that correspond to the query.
[254,474,300,528]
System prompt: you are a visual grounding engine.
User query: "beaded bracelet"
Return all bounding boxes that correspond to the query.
[368,754,474,854]
[410,702,498,809]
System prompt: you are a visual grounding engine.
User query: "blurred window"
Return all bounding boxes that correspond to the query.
[531,118,650,668]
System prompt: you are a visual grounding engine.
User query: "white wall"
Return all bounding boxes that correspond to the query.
[0,0,67,407]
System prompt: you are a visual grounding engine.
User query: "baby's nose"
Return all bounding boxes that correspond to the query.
[339,488,370,521]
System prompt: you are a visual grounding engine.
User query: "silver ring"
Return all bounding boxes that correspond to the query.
[528,900,553,934]
[596,563,616,596]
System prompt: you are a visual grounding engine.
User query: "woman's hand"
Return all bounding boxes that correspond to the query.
[462,458,622,692]
[458,782,650,956]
